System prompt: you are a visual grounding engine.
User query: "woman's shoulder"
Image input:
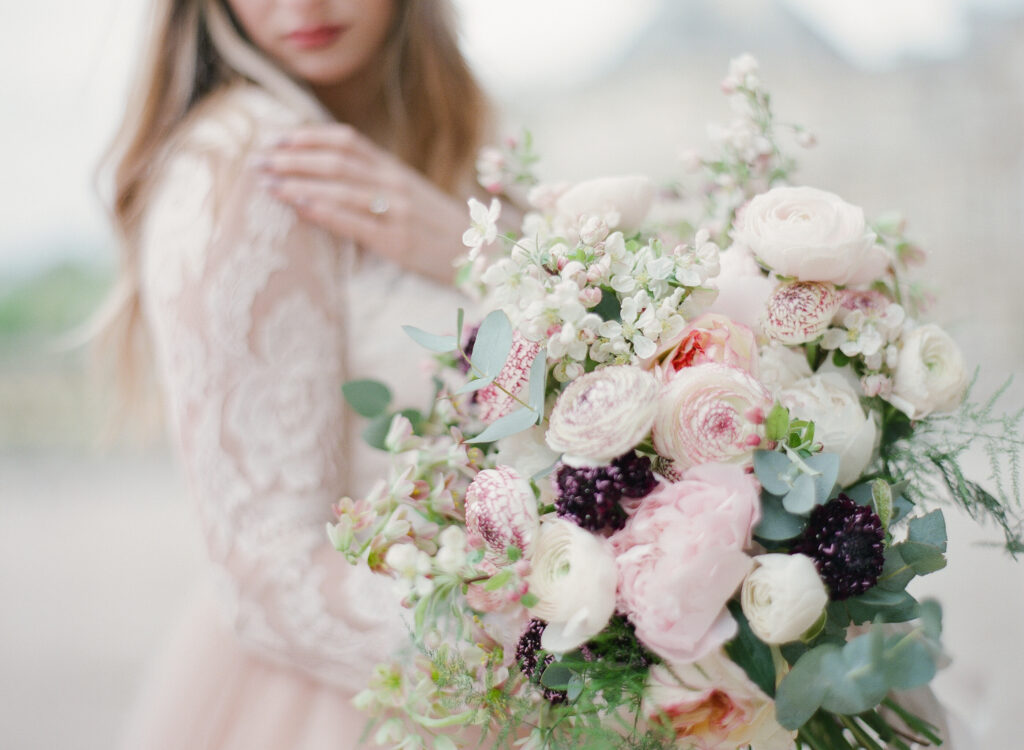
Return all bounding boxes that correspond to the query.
[171,81,308,164]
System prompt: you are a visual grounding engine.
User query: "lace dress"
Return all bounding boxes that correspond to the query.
[120,83,461,750]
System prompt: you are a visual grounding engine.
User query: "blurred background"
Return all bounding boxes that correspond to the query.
[2,0,1023,747]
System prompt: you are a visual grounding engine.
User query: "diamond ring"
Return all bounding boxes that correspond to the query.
[369,195,390,216]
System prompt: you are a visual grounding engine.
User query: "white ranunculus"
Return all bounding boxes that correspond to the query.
[546,365,660,466]
[890,324,968,419]
[741,554,829,645]
[779,372,877,487]
[555,175,655,233]
[732,186,889,285]
[758,340,812,393]
[494,425,561,482]
[527,519,617,652]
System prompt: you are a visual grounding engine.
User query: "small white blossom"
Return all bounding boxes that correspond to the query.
[462,197,501,259]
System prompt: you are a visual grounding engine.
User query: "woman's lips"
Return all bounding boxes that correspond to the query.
[287,25,345,50]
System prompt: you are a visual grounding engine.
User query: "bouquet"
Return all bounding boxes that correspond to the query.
[330,55,1023,749]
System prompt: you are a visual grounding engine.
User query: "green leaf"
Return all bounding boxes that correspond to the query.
[804,452,839,501]
[567,673,585,702]
[754,450,796,495]
[434,736,458,750]
[539,662,572,691]
[467,406,540,444]
[361,413,394,450]
[402,324,458,352]
[527,348,547,413]
[871,479,894,531]
[765,403,791,442]
[876,546,916,592]
[882,633,936,690]
[894,541,947,576]
[908,510,947,552]
[591,287,621,322]
[484,569,512,591]
[783,473,816,514]
[775,645,832,729]
[918,599,943,640]
[470,309,513,379]
[342,379,393,418]
[755,493,807,541]
[453,376,496,396]
[724,602,776,697]
[519,592,539,608]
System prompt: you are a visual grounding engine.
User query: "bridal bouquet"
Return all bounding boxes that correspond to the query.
[330,56,1022,750]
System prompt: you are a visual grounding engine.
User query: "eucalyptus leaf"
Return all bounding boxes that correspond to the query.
[467,406,539,444]
[753,450,796,495]
[453,376,496,396]
[882,633,936,690]
[470,309,514,379]
[527,348,547,413]
[362,413,395,451]
[754,493,807,541]
[783,473,817,514]
[539,662,572,691]
[895,541,947,576]
[342,379,393,418]
[775,645,832,729]
[918,599,943,640]
[804,452,839,501]
[403,324,458,352]
[908,510,947,551]
[567,674,585,702]
[875,546,916,592]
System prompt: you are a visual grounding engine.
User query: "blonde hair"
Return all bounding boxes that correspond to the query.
[98,0,488,408]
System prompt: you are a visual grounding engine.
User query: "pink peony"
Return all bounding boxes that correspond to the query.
[663,313,759,378]
[476,332,542,424]
[644,651,796,750]
[612,464,760,664]
[652,363,772,471]
[760,280,840,345]
[464,466,540,558]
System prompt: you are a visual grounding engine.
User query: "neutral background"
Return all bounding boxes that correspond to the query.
[2,1,1023,748]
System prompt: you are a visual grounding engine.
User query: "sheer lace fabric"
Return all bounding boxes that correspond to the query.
[139,84,451,694]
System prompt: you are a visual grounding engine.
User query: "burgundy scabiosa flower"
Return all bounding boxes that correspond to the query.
[554,453,658,532]
[792,494,885,600]
[515,619,566,704]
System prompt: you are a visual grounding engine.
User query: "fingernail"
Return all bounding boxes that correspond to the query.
[248,154,271,171]
[271,135,291,148]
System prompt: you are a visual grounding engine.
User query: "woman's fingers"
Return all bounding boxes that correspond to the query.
[255,149,374,185]
[264,175,384,215]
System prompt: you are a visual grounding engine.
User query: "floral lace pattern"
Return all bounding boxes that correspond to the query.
[139,85,408,691]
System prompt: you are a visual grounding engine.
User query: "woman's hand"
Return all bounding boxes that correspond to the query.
[254,124,470,284]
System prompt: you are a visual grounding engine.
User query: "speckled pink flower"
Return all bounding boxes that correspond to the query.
[476,332,542,424]
[760,281,840,345]
[465,466,540,557]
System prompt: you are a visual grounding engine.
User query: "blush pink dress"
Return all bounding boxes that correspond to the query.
[120,82,459,750]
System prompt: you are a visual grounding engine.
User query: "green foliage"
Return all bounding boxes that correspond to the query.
[776,624,939,730]
[724,602,776,697]
[342,379,393,418]
[880,376,1024,553]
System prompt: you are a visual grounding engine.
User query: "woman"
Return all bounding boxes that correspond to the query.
[102,1,489,748]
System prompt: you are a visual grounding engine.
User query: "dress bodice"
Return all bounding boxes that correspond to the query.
[139,82,460,690]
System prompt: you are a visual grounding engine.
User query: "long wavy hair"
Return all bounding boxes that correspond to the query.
[97,0,488,408]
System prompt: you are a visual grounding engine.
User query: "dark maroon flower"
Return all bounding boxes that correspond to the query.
[793,494,885,600]
[554,453,657,532]
[515,619,566,704]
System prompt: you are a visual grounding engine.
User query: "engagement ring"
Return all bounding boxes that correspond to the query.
[369,195,390,216]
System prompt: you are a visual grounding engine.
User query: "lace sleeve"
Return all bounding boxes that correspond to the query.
[139,100,405,691]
